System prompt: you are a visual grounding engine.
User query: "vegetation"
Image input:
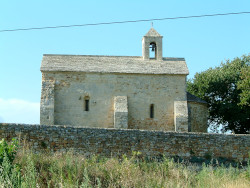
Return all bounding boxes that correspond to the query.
[0,138,21,187]
[0,139,249,187]
[187,55,250,134]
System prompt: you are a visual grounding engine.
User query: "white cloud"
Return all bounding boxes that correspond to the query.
[0,98,39,124]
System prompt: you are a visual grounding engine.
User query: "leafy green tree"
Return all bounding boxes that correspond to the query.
[238,65,250,106]
[187,55,250,134]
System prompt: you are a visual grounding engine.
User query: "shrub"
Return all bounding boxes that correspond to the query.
[0,138,21,187]
[0,138,18,166]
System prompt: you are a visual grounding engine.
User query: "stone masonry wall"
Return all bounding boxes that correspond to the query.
[0,123,249,162]
[188,102,208,132]
[40,74,55,125]
[41,72,187,131]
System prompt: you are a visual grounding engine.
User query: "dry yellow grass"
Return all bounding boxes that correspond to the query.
[0,142,249,188]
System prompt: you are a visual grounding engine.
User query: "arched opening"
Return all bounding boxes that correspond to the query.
[150,104,154,118]
[149,42,157,59]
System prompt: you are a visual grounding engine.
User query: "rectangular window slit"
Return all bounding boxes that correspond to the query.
[150,104,154,118]
[85,99,89,111]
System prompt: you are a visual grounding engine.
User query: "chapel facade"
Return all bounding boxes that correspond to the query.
[40,27,207,132]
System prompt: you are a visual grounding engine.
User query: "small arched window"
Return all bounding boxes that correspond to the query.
[84,96,90,111]
[149,42,157,59]
[150,104,154,118]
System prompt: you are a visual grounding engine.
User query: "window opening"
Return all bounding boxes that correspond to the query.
[85,97,90,111]
[149,42,156,59]
[150,104,154,118]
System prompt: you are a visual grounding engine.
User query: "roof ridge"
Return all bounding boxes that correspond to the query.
[43,54,141,57]
[43,54,185,60]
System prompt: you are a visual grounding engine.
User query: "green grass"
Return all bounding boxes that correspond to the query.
[0,148,249,188]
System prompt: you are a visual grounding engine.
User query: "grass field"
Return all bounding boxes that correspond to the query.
[0,145,249,188]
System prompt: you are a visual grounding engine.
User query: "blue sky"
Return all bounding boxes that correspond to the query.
[0,0,250,124]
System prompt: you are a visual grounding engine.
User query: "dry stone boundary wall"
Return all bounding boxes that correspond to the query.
[0,123,249,162]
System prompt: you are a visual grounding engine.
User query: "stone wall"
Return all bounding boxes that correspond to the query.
[41,72,188,131]
[0,123,249,162]
[40,75,55,125]
[188,102,208,132]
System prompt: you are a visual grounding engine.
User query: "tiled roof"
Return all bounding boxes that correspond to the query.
[41,55,189,75]
[187,92,207,104]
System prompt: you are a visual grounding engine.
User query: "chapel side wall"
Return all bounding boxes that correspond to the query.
[188,102,208,132]
[1,123,249,162]
[45,72,186,131]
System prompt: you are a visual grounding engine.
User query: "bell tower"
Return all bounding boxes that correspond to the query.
[142,27,163,60]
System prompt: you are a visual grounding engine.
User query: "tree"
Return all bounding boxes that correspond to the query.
[187,55,250,134]
[237,64,250,106]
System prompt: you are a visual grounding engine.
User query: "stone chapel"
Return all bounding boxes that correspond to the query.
[40,27,207,132]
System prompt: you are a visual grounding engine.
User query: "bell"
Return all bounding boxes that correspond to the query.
[151,44,155,52]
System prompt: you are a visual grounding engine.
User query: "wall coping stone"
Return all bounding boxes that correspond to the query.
[1,123,249,137]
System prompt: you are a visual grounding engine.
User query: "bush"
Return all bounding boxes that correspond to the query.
[0,138,18,166]
[0,138,21,188]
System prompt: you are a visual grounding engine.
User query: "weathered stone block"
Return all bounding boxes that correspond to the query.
[114,96,128,129]
[174,101,188,132]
